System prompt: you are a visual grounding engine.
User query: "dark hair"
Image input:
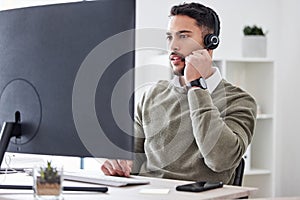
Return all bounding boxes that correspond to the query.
[170,2,220,37]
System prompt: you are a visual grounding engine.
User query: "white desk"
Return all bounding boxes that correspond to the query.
[0,173,257,200]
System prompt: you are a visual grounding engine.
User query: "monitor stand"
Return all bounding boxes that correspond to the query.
[0,121,21,168]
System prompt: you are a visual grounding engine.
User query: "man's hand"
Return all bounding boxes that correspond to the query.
[184,49,213,82]
[101,159,133,177]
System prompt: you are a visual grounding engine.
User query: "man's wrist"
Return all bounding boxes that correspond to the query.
[187,77,207,90]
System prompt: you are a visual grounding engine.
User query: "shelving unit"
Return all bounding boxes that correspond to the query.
[214,58,275,197]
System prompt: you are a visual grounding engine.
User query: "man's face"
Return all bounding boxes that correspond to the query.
[166,15,204,76]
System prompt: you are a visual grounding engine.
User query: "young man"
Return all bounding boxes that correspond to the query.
[101,2,257,184]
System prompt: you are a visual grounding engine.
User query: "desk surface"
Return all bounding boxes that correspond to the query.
[0,172,257,200]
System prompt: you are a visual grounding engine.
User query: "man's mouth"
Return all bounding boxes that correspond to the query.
[170,53,185,65]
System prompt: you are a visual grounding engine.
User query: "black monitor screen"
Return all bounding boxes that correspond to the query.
[0,0,135,162]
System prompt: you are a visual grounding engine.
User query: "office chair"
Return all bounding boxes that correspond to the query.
[232,158,245,186]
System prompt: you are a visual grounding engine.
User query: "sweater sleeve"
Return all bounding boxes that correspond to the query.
[187,85,257,172]
[132,92,146,174]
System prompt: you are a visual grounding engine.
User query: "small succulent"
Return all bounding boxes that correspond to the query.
[39,161,60,184]
[243,25,265,36]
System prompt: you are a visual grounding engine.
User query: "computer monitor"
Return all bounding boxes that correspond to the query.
[0,0,136,167]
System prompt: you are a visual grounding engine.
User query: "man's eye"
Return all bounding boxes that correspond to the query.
[179,34,188,39]
[166,35,172,41]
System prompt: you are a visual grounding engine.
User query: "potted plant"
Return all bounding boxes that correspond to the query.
[242,25,267,57]
[33,161,63,200]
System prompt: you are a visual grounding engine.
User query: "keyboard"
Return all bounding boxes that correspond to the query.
[64,171,150,187]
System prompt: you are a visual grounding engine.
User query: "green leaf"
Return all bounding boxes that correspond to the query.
[243,25,265,36]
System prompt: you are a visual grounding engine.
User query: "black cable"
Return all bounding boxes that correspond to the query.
[0,185,108,193]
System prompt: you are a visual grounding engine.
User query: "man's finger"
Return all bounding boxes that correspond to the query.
[111,160,126,176]
[101,160,116,176]
[117,160,132,177]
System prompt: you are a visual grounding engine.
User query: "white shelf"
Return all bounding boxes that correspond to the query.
[244,169,271,176]
[257,114,273,119]
[214,57,274,63]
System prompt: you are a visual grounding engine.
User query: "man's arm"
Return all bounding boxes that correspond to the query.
[100,93,147,176]
[131,93,147,174]
[187,84,257,172]
[184,48,256,172]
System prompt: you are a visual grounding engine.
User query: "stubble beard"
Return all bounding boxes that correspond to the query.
[171,63,185,76]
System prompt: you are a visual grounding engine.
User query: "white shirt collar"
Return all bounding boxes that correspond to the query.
[206,67,222,93]
[171,67,222,94]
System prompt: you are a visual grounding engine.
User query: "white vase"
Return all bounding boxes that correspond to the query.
[242,36,267,57]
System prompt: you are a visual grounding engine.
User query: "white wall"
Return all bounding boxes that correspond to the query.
[137,0,280,58]
[275,0,300,196]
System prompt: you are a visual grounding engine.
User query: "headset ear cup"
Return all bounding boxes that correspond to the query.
[204,34,219,50]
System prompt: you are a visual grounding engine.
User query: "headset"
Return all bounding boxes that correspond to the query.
[204,11,220,50]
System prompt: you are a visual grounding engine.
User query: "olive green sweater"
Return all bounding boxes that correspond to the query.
[133,78,257,184]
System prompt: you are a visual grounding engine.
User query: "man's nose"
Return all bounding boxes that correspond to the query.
[168,39,180,51]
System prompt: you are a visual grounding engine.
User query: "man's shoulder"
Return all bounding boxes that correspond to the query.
[145,80,172,94]
[137,80,173,106]
[213,79,257,104]
[214,79,247,94]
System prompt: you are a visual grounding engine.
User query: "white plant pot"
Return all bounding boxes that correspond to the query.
[242,36,267,57]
